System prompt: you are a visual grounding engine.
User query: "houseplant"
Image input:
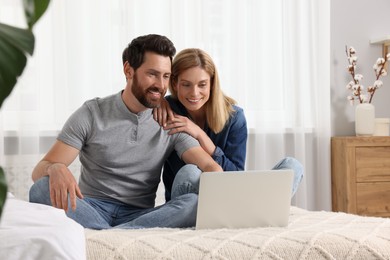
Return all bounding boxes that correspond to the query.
[0,0,50,219]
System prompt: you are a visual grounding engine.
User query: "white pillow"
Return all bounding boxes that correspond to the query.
[0,195,86,260]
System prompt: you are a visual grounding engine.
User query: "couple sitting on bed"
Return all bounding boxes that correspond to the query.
[29,34,303,230]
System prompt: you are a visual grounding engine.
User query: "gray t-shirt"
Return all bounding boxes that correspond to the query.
[58,91,199,208]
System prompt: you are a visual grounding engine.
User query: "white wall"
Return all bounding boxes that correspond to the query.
[331,0,390,136]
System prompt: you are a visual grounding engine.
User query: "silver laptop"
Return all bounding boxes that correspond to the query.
[195,169,293,229]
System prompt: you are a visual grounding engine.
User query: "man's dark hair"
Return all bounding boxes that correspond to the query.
[122,34,176,70]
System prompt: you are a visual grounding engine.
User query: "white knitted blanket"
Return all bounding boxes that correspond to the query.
[85,207,390,259]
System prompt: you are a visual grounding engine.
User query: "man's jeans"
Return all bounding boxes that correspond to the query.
[172,157,304,199]
[29,167,198,230]
[29,157,303,230]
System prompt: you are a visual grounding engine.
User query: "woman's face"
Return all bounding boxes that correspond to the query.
[174,66,211,112]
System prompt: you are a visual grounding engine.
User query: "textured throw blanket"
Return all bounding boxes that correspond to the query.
[85,207,390,259]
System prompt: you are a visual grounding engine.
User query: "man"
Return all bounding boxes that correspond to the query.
[29,34,222,229]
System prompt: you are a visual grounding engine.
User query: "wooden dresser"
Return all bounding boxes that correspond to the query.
[331,136,390,217]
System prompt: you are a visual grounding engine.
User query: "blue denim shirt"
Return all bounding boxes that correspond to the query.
[163,95,248,200]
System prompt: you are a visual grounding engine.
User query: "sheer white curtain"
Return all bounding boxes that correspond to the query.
[0,0,330,211]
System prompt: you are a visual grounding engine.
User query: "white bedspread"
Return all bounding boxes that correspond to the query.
[85,207,390,260]
[0,194,86,260]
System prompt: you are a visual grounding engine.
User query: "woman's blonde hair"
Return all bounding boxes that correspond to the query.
[169,48,236,133]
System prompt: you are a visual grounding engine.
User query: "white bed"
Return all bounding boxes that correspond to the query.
[2,194,390,260]
[85,206,390,260]
[0,193,86,260]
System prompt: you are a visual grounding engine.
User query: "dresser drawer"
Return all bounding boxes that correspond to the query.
[356,182,390,217]
[356,147,390,182]
[332,136,390,217]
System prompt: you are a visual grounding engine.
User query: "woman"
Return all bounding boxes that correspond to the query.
[156,48,303,201]
[155,48,247,201]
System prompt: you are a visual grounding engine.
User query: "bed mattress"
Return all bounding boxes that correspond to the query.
[85,206,390,259]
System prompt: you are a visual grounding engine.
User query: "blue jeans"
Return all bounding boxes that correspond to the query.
[29,171,198,230]
[172,157,304,199]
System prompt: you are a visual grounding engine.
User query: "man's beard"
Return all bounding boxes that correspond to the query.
[132,74,164,108]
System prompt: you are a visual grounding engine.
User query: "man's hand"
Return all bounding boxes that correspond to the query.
[47,163,83,212]
[182,146,223,173]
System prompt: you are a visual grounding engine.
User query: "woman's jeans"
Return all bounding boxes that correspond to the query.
[29,170,199,230]
[172,156,304,199]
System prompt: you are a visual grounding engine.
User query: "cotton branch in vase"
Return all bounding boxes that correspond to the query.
[346,46,390,105]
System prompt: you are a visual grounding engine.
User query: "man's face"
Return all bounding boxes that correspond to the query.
[131,52,171,108]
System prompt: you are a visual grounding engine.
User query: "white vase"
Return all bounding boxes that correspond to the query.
[355,103,375,136]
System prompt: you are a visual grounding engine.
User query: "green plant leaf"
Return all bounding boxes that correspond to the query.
[0,23,34,108]
[0,0,50,220]
[23,0,51,29]
[0,23,34,55]
[0,167,7,219]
